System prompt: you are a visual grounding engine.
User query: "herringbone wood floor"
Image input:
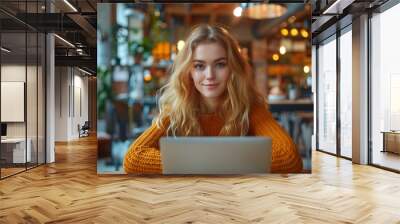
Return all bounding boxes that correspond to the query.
[1,135,400,224]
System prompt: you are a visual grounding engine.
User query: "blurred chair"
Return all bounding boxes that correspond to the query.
[78,121,90,138]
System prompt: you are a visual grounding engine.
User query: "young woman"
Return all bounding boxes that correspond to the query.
[124,24,303,174]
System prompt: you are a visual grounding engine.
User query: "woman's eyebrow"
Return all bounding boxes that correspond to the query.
[192,57,227,63]
[192,59,205,63]
[213,57,227,62]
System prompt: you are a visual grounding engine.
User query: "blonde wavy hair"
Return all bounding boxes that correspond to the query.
[156,24,265,136]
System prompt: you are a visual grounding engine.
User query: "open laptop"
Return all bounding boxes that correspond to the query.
[160,137,272,174]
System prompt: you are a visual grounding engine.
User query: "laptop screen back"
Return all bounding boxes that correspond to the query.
[160,137,272,174]
[1,123,6,137]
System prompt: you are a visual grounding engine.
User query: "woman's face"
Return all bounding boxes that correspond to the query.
[190,42,231,101]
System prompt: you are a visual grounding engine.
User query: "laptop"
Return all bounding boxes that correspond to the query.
[160,137,272,174]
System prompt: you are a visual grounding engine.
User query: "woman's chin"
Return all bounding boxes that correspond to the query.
[199,90,221,98]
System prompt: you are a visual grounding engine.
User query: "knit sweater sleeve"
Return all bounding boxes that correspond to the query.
[249,103,303,173]
[123,118,169,174]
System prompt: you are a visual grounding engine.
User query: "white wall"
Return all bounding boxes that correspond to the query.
[55,67,89,141]
[73,73,89,137]
[1,66,26,135]
[1,63,46,164]
[1,65,37,138]
[55,67,69,141]
[1,65,26,142]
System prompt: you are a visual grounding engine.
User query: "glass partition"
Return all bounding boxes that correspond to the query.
[0,1,46,179]
[371,2,400,171]
[1,30,28,177]
[317,35,337,154]
[339,28,352,158]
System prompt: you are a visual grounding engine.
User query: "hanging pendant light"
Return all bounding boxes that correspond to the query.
[243,3,287,20]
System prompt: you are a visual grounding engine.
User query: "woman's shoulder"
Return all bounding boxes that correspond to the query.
[154,112,171,129]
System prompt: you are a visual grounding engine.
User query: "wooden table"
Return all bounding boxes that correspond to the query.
[381,131,400,154]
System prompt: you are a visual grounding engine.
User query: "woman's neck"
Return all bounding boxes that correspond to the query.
[200,97,220,114]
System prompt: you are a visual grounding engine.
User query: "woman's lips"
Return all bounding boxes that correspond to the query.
[202,83,219,89]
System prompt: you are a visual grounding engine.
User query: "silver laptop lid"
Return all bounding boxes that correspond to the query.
[160,137,272,174]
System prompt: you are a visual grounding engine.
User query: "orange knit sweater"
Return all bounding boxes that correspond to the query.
[123,103,303,174]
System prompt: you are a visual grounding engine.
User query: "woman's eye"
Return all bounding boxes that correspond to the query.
[194,64,205,70]
[216,62,226,68]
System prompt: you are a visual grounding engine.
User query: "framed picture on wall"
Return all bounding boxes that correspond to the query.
[1,81,25,122]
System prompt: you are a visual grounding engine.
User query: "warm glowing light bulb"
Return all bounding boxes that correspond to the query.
[177,40,185,51]
[233,7,242,17]
[290,28,299,37]
[144,70,152,82]
[281,28,289,36]
[279,46,286,55]
[272,54,279,61]
[303,65,310,73]
[144,73,152,82]
[301,29,309,38]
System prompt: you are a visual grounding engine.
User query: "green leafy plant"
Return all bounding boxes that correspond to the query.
[97,67,113,119]
[128,36,153,60]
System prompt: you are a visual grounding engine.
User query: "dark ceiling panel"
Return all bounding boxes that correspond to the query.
[15,13,82,32]
[55,55,96,72]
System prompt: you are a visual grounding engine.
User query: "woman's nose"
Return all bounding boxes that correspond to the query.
[205,66,215,79]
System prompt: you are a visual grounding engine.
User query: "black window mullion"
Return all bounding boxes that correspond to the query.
[367,11,373,165]
[44,0,48,165]
[73,68,75,118]
[25,0,28,171]
[336,26,341,157]
[36,0,39,167]
[316,45,319,151]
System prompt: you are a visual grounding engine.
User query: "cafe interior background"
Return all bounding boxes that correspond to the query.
[96,3,312,174]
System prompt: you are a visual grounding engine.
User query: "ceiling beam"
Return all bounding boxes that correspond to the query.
[55,55,96,71]
[67,14,96,39]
